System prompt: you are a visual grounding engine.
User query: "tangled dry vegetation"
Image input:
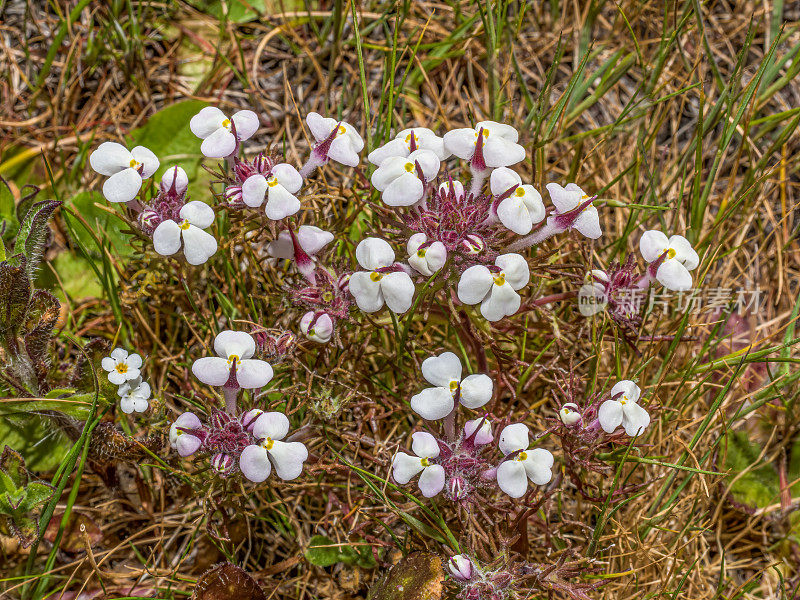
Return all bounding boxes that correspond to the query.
[1,1,800,599]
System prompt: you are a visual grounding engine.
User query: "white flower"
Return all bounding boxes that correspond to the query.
[545,183,602,239]
[391,431,445,498]
[407,233,447,277]
[152,201,218,265]
[490,168,545,235]
[598,380,650,436]
[160,166,188,194]
[89,142,159,203]
[410,352,493,420]
[306,112,364,166]
[439,179,465,200]
[267,225,334,260]
[442,121,525,169]
[241,164,303,220]
[639,230,699,291]
[370,149,440,206]
[191,330,274,389]
[190,106,259,158]
[118,378,151,414]
[448,555,473,581]
[464,418,493,445]
[368,128,450,165]
[348,238,415,314]
[239,412,308,482]
[101,348,142,385]
[578,269,609,317]
[496,423,554,498]
[300,311,334,343]
[457,254,530,322]
[559,402,581,426]
[169,412,203,457]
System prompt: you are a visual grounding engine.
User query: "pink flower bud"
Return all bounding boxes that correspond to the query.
[211,453,235,477]
[448,554,473,581]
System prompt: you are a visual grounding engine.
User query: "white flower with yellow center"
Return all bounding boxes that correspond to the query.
[407,233,447,277]
[392,431,445,498]
[597,380,650,436]
[370,149,441,206]
[545,183,602,239]
[89,142,159,203]
[101,348,142,385]
[118,377,151,414]
[190,106,259,158]
[558,402,581,426]
[457,254,530,322]
[367,127,451,165]
[241,164,303,220]
[490,167,545,235]
[348,238,415,314]
[496,423,554,498]
[639,230,699,292]
[442,121,525,168]
[239,412,308,482]
[306,112,364,166]
[191,330,274,389]
[410,352,493,421]
[152,201,218,265]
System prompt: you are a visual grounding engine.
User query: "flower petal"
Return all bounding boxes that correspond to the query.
[268,440,308,480]
[253,411,290,441]
[546,183,582,213]
[598,400,624,433]
[482,137,525,168]
[231,110,259,140]
[656,259,693,291]
[521,448,554,485]
[180,201,216,229]
[418,464,445,498]
[457,265,493,305]
[495,253,530,290]
[271,163,303,193]
[130,146,159,178]
[371,157,412,191]
[442,129,477,160]
[102,168,142,203]
[348,271,384,313]
[242,174,268,207]
[609,380,640,403]
[639,230,670,263]
[464,418,493,445]
[476,121,519,141]
[573,206,602,239]
[480,282,520,322]
[411,431,440,459]
[392,452,424,484]
[153,220,182,256]
[497,460,528,498]
[240,445,271,482]
[181,226,218,265]
[89,142,132,175]
[490,167,522,195]
[265,185,301,220]
[410,386,455,421]
[126,353,143,369]
[459,374,493,409]
[214,330,256,359]
[190,106,227,139]
[355,237,394,271]
[408,149,440,180]
[497,197,534,235]
[236,359,274,388]
[201,127,236,158]
[367,138,408,165]
[622,402,651,436]
[382,172,424,207]
[499,423,529,455]
[327,136,360,166]
[176,434,202,457]
[380,272,415,314]
[191,356,230,386]
[421,352,462,387]
[669,235,699,269]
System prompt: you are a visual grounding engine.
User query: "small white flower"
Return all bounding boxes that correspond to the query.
[464,418,493,445]
[118,377,151,414]
[392,431,445,498]
[457,254,530,322]
[300,311,334,343]
[370,149,440,206]
[267,225,334,260]
[192,330,274,389]
[101,348,142,385]
[558,402,581,426]
[160,166,188,194]
[241,164,303,220]
[490,168,545,235]
[348,238,415,314]
[152,201,218,265]
[89,142,159,203]
[169,412,203,457]
[410,352,493,421]
[306,112,364,166]
[448,555,473,581]
[546,183,602,239]
[442,121,525,168]
[407,233,447,277]
[439,179,465,199]
[578,269,609,317]
[190,106,259,158]
[368,127,450,165]
[598,380,650,436]
[496,423,554,498]
[239,412,308,482]
[639,230,699,292]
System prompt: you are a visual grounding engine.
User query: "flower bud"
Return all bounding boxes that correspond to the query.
[300,311,334,343]
[559,402,582,426]
[211,453,235,477]
[461,234,485,255]
[446,476,469,501]
[448,554,473,581]
[160,166,188,195]
[240,408,264,432]
[463,418,493,445]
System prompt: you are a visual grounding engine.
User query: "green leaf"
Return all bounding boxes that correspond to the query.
[63,191,133,258]
[0,415,72,472]
[723,431,780,509]
[305,535,377,569]
[130,100,209,181]
[49,253,104,300]
[0,260,32,339]
[0,394,95,421]
[12,200,61,277]
[0,445,28,488]
[16,482,54,513]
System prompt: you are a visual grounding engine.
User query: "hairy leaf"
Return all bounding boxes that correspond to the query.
[0,259,32,340]
[367,553,444,600]
[24,289,60,389]
[0,176,17,247]
[13,199,61,277]
[0,445,27,489]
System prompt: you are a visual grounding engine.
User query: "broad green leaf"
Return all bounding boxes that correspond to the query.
[130,100,208,181]
[0,415,72,472]
[48,253,104,300]
[305,535,377,569]
[16,482,54,513]
[63,191,133,257]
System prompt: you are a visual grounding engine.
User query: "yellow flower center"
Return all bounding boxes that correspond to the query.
[420,457,430,467]
[227,354,240,368]
[309,327,316,336]
[514,188,526,197]
[449,380,459,393]
[179,220,191,230]
[667,248,676,259]
[416,249,426,258]
[517,451,528,461]
[267,176,279,187]
[473,129,490,137]
[222,118,231,129]
[337,125,347,135]
[493,273,506,286]
[370,271,383,282]
[115,363,128,374]
[129,158,141,168]
[620,395,628,405]
[563,407,572,414]
[263,437,274,450]
[404,162,414,172]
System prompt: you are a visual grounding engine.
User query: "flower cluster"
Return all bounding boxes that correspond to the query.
[101,348,150,414]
